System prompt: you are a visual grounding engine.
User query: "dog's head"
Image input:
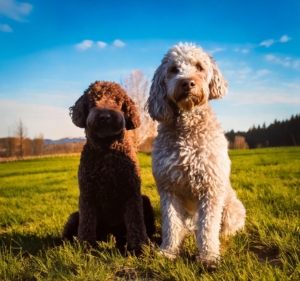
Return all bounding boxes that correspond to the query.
[145,43,228,122]
[69,81,140,139]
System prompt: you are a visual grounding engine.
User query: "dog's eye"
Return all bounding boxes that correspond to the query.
[196,64,203,71]
[170,67,179,74]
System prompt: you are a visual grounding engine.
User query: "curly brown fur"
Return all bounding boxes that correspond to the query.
[62,81,155,253]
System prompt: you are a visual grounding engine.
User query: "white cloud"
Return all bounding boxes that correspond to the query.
[241,49,249,54]
[232,67,252,82]
[97,41,107,49]
[259,39,275,48]
[234,48,249,54]
[283,81,300,90]
[113,39,126,47]
[265,54,275,61]
[0,23,13,32]
[75,39,126,50]
[0,0,32,22]
[245,94,300,105]
[76,40,94,51]
[279,35,291,43]
[293,60,300,70]
[224,70,236,77]
[264,54,297,68]
[259,35,291,48]
[239,67,252,75]
[222,64,253,82]
[228,90,300,106]
[208,47,225,55]
[0,100,84,139]
[255,69,270,77]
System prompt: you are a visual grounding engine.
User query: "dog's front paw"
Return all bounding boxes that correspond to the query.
[157,248,178,260]
[77,235,97,247]
[196,253,222,271]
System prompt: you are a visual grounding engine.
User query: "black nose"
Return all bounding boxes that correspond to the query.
[99,113,111,123]
[182,79,196,90]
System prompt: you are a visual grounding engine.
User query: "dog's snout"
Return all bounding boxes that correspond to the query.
[182,79,196,90]
[99,113,111,123]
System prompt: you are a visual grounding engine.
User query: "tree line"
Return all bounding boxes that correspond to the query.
[0,136,85,159]
[0,119,85,160]
[226,113,300,149]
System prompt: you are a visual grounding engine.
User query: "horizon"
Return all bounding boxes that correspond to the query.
[2,112,298,142]
[46,112,300,141]
[0,0,299,139]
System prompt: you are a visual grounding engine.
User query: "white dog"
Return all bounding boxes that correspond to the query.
[146,43,246,267]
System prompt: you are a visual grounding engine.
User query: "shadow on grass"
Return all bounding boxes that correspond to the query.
[249,245,282,266]
[2,230,282,271]
[0,233,63,256]
[0,230,163,260]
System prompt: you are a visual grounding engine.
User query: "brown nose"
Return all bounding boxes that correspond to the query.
[182,79,196,90]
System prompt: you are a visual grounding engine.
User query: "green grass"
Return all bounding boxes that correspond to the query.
[0,148,300,280]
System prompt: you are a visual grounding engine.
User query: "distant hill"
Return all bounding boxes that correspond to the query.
[44,137,86,145]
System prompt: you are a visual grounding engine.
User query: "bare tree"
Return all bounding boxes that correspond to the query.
[231,135,249,150]
[121,70,157,150]
[5,128,16,157]
[14,119,27,158]
[32,133,44,156]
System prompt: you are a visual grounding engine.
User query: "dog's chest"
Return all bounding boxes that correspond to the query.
[152,110,229,198]
[152,126,211,197]
[79,146,140,201]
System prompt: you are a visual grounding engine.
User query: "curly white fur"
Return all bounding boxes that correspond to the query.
[146,43,246,264]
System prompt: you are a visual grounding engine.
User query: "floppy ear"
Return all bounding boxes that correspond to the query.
[145,62,174,122]
[209,60,228,100]
[69,95,88,128]
[122,96,141,130]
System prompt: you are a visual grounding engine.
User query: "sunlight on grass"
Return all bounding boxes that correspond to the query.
[0,147,300,280]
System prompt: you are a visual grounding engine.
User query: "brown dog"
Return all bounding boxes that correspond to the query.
[62,81,155,253]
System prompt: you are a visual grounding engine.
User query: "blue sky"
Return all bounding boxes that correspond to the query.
[0,0,299,139]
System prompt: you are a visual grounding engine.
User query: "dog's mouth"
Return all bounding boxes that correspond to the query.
[86,109,125,138]
[175,91,206,111]
[179,92,197,101]
[94,121,125,138]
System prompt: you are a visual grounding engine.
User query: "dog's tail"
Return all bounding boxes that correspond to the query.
[61,211,79,241]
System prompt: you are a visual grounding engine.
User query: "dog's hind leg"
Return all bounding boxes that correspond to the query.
[221,187,246,236]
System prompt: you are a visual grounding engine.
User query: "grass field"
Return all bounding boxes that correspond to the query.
[0,147,300,280]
